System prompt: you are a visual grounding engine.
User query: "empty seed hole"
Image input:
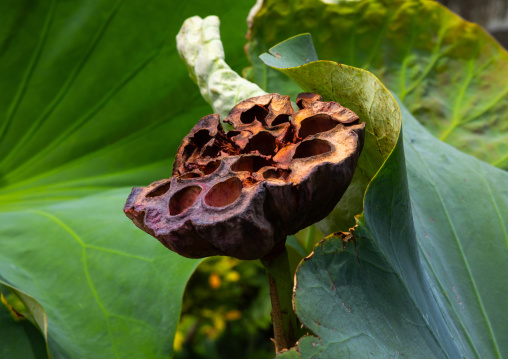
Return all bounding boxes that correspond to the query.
[262,168,291,180]
[169,186,202,215]
[192,129,212,147]
[227,131,241,140]
[240,105,268,125]
[205,177,243,207]
[201,144,220,158]
[246,132,276,156]
[146,181,171,198]
[271,114,290,126]
[296,93,322,109]
[202,160,221,175]
[294,139,332,159]
[182,144,197,161]
[298,115,339,139]
[231,156,272,173]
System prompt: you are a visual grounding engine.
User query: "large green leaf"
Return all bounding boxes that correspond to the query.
[278,99,508,358]
[401,99,508,358]
[0,0,254,204]
[0,0,255,357]
[247,0,508,169]
[0,189,200,358]
[257,33,507,359]
[259,48,466,356]
[280,135,471,358]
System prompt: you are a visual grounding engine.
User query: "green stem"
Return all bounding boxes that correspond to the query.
[304,224,315,254]
[261,247,299,353]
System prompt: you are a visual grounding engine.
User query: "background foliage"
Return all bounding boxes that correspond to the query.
[248,0,508,169]
[1,0,507,358]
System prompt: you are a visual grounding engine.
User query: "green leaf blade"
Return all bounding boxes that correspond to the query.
[0,189,201,358]
[255,25,508,359]
[402,100,508,358]
[259,33,318,68]
[259,33,464,357]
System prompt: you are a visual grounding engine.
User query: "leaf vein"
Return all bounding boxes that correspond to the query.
[29,209,121,358]
[407,139,502,358]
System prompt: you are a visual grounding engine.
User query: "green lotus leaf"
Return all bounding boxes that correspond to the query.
[0,189,201,358]
[258,32,507,358]
[278,100,508,358]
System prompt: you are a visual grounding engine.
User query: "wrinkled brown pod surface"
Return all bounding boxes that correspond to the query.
[124,93,365,260]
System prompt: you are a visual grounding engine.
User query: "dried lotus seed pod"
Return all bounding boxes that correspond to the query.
[124,93,365,260]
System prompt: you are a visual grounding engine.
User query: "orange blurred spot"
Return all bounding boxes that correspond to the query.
[224,309,242,321]
[209,273,221,289]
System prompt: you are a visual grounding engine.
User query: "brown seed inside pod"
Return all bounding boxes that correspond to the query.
[124,93,365,260]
